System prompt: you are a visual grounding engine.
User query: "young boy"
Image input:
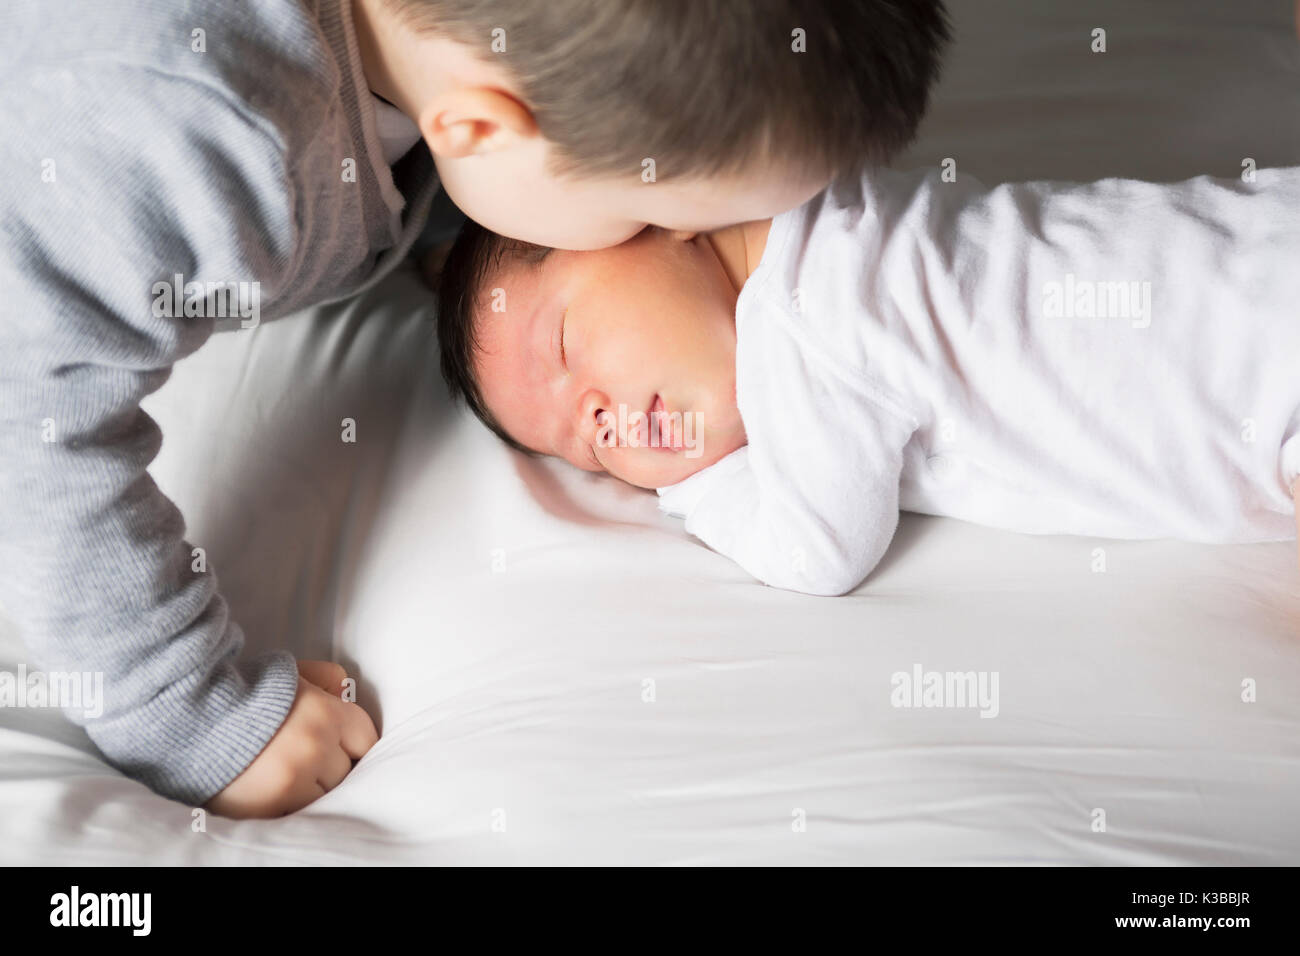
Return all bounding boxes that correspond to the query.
[0,1,951,816]
[436,165,1300,596]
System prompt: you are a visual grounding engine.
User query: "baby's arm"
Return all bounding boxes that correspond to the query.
[660,356,918,596]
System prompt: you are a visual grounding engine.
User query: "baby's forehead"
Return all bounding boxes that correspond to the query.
[474,243,553,322]
[470,249,554,411]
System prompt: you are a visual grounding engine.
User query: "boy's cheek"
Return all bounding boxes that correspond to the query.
[524,215,645,252]
[489,208,641,252]
[437,154,643,250]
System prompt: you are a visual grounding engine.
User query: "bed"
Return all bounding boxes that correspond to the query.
[2,0,1298,865]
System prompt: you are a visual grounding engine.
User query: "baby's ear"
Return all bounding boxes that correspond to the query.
[666,230,698,242]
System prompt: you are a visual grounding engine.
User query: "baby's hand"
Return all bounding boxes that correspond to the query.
[205,660,379,818]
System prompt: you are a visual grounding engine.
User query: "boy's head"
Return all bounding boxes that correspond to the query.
[366,0,951,249]
[437,219,751,490]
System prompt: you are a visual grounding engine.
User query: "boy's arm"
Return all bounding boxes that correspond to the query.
[0,76,303,806]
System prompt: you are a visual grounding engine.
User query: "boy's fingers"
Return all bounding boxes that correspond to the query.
[337,700,380,760]
[297,660,378,758]
[297,659,348,694]
[271,766,326,818]
[318,743,355,793]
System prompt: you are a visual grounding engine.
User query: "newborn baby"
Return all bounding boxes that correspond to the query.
[436,167,1300,595]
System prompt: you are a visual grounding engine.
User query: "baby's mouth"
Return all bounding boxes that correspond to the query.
[647,394,682,451]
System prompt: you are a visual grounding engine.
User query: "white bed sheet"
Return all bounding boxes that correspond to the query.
[2,0,1299,865]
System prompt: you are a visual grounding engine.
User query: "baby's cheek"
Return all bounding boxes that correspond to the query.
[595,446,666,490]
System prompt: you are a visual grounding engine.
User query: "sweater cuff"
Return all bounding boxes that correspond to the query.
[84,648,300,807]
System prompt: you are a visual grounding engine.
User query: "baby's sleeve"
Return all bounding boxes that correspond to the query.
[658,376,918,597]
[0,73,302,805]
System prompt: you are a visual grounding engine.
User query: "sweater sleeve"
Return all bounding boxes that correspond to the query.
[0,70,304,805]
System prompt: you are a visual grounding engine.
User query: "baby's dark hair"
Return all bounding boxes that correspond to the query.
[435,218,549,455]
[389,0,952,182]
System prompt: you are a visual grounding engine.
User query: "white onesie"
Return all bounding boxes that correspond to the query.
[656,167,1300,595]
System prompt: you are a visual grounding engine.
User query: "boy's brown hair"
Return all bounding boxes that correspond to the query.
[390,0,952,181]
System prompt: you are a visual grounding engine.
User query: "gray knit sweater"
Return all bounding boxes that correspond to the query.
[0,0,438,804]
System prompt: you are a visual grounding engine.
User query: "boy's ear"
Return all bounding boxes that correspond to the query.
[419,88,537,159]
[667,230,698,242]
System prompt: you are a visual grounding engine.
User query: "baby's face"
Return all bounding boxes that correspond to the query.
[473,229,747,489]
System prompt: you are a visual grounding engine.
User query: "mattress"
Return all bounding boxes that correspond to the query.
[2,0,1298,865]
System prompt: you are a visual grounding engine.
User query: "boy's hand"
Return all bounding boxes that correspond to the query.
[205,660,379,819]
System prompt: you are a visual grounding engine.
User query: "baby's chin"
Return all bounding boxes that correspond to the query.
[602,429,747,490]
